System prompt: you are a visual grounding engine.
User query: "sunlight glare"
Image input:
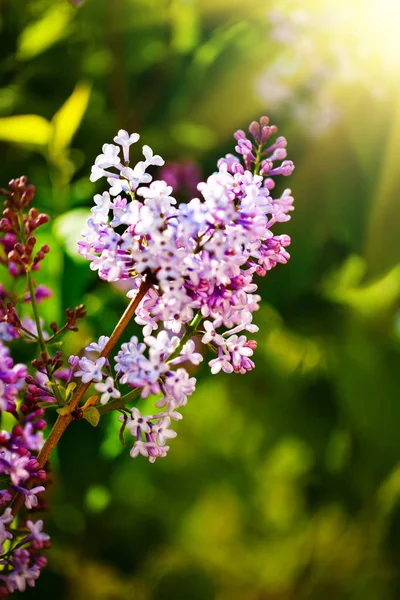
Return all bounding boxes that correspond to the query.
[357,0,400,75]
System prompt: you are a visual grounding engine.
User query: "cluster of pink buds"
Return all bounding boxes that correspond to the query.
[0,178,50,278]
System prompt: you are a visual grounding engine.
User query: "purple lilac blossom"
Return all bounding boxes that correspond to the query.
[0,340,49,596]
[0,178,52,595]
[77,117,295,462]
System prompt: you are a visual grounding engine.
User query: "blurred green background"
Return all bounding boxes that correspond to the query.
[2,0,400,598]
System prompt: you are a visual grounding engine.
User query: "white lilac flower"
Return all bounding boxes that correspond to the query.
[0,380,9,411]
[5,551,41,592]
[95,143,121,169]
[142,145,164,167]
[122,407,151,437]
[151,417,177,446]
[163,368,196,407]
[129,439,150,459]
[85,336,110,354]
[0,507,13,553]
[146,442,170,463]
[94,377,121,405]
[1,451,31,485]
[209,353,234,375]
[226,335,254,368]
[24,486,45,510]
[170,339,203,366]
[201,320,225,346]
[92,192,112,216]
[26,519,50,549]
[113,129,140,163]
[144,331,179,362]
[75,356,106,383]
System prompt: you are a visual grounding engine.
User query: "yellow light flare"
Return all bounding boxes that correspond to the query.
[357,0,400,75]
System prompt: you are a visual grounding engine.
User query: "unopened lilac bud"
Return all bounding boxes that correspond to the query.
[255,264,267,277]
[68,355,80,367]
[25,236,37,256]
[13,425,24,437]
[280,234,291,247]
[261,159,273,175]
[0,217,12,232]
[260,116,270,126]
[0,432,9,445]
[264,178,275,190]
[28,458,39,470]
[9,262,20,275]
[36,214,49,227]
[275,136,287,149]
[233,129,246,141]
[7,250,20,262]
[36,555,48,568]
[270,148,287,161]
[35,419,47,430]
[246,340,257,350]
[249,121,261,142]
[21,184,35,206]
[276,160,295,176]
[261,125,278,143]
[35,469,47,481]
[32,408,45,418]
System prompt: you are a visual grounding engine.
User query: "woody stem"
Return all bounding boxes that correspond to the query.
[11,278,152,515]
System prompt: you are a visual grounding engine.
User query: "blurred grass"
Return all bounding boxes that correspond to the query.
[1,0,400,598]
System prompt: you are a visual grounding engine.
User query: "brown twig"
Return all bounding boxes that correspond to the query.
[11,278,151,515]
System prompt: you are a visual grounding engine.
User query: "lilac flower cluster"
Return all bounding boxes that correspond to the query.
[0,116,296,594]
[0,340,49,596]
[0,178,60,595]
[76,116,295,461]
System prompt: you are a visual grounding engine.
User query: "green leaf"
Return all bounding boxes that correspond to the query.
[65,382,77,398]
[37,402,59,409]
[56,386,67,402]
[0,115,51,147]
[83,407,100,428]
[49,82,92,159]
[118,413,128,447]
[17,5,73,61]
[56,405,71,416]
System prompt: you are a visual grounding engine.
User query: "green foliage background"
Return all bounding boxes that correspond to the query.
[1,0,400,598]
